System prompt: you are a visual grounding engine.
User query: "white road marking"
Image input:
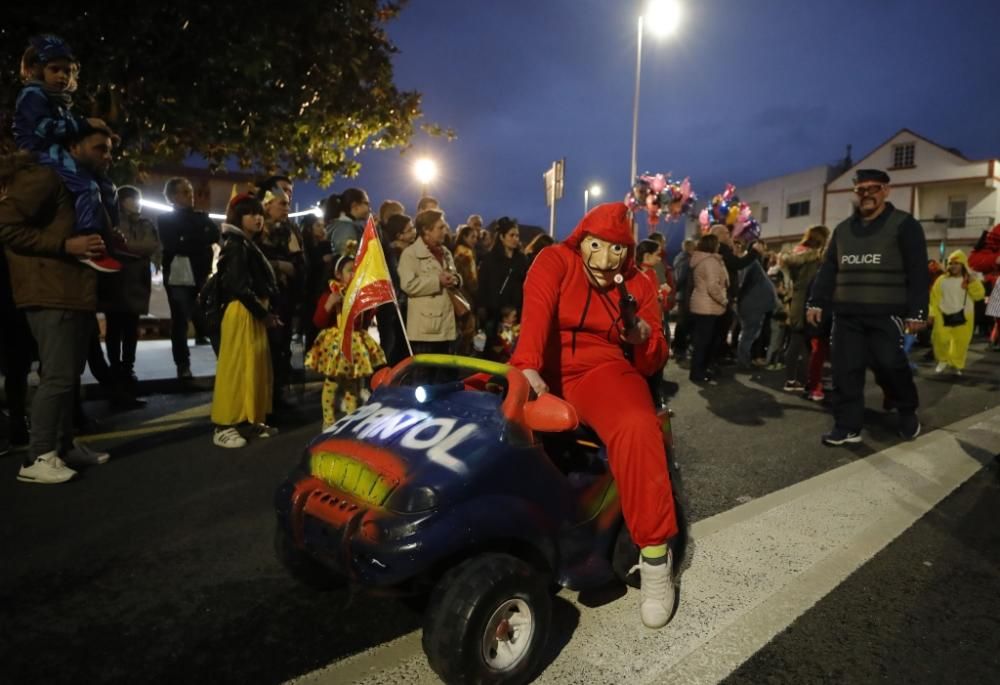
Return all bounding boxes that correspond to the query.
[287,407,1000,685]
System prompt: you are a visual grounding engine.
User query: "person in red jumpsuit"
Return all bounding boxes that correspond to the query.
[969,222,1000,349]
[510,202,680,629]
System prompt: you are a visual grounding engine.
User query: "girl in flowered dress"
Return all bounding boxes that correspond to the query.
[305,255,386,428]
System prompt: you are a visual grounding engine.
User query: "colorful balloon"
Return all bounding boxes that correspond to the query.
[625,172,697,229]
[700,183,758,239]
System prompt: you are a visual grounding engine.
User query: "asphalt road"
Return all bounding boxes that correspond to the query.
[1,342,998,684]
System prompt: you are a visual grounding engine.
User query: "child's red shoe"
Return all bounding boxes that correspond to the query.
[78,251,122,273]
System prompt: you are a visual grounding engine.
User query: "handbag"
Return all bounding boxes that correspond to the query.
[167,255,196,287]
[941,290,967,327]
[448,288,471,317]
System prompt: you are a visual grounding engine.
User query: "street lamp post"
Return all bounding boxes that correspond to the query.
[629,14,644,189]
[584,184,602,214]
[413,157,438,201]
[630,0,683,186]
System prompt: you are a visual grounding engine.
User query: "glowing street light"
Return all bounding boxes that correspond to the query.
[645,0,683,38]
[584,184,602,214]
[413,157,439,198]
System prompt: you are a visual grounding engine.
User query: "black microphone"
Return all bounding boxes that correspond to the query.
[614,274,637,334]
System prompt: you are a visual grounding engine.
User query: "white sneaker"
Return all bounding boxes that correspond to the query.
[935,362,948,373]
[213,427,247,448]
[630,551,676,629]
[65,440,110,465]
[17,452,77,484]
[250,423,279,439]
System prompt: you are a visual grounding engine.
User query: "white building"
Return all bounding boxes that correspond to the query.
[743,129,1000,257]
[739,164,840,243]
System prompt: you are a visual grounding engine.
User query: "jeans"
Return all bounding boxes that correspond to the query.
[24,309,92,461]
[105,312,140,374]
[689,314,720,381]
[165,285,200,367]
[766,319,786,364]
[671,303,691,356]
[0,305,34,430]
[737,311,766,366]
[784,330,808,384]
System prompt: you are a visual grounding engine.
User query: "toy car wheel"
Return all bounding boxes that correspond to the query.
[273,525,343,591]
[423,553,551,685]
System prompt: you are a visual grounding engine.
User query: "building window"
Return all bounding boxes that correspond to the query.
[786,200,810,218]
[761,206,769,223]
[948,197,967,228]
[892,143,915,168]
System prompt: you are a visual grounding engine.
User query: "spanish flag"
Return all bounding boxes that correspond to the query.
[337,216,396,362]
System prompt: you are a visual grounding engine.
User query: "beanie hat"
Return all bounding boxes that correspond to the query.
[30,35,75,64]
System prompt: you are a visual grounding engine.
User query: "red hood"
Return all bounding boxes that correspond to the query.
[563,202,638,275]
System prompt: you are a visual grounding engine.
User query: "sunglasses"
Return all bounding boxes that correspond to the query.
[853,184,885,196]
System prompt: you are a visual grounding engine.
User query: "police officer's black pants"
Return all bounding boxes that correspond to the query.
[831,313,918,432]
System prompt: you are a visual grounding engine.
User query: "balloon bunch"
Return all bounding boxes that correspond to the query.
[625,173,696,227]
[698,183,761,242]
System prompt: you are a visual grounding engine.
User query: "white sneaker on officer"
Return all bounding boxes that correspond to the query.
[935,362,948,374]
[17,451,77,484]
[65,440,110,466]
[630,551,676,629]
[213,427,247,449]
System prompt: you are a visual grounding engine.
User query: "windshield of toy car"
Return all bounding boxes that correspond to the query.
[389,363,509,401]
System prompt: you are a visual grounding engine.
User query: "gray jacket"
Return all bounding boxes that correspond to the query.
[99,211,162,315]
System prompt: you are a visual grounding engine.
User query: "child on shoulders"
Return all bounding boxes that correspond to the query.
[15,35,123,272]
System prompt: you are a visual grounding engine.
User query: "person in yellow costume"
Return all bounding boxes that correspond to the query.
[929,250,985,375]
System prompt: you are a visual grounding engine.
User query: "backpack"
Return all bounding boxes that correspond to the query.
[197,273,224,351]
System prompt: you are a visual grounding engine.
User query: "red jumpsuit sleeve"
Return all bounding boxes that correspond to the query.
[510,247,566,372]
[631,274,669,376]
[312,292,339,330]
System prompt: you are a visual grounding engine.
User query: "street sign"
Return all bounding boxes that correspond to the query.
[543,158,566,236]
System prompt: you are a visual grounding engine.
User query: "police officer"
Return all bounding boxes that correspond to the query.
[807,169,929,445]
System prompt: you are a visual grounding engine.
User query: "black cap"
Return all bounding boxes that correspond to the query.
[852,169,891,185]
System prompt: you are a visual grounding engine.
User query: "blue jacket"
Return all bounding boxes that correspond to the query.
[738,259,778,318]
[14,85,84,157]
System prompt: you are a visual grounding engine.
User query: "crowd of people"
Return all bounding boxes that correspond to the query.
[1,32,999,501]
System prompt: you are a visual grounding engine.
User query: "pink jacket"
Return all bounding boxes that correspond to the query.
[689,251,729,316]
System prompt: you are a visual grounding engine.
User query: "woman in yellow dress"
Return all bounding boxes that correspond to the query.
[211,194,281,448]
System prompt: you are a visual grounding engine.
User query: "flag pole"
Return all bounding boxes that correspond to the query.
[393,299,414,357]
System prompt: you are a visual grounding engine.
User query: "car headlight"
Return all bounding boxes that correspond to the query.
[387,485,439,513]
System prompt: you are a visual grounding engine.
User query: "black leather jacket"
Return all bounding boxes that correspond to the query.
[157,207,219,286]
[217,225,278,320]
